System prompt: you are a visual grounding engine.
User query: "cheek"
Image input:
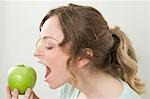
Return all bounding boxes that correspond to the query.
[46,48,69,68]
[45,49,70,88]
[46,48,70,78]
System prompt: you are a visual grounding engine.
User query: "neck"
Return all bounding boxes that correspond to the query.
[75,70,123,99]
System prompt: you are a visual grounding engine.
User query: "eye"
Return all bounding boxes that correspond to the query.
[46,47,53,50]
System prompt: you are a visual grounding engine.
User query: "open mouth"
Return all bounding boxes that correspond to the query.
[45,66,51,80]
[37,61,52,81]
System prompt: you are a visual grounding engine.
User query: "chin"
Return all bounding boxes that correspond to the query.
[48,83,64,89]
[48,85,58,89]
[49,86,58,89]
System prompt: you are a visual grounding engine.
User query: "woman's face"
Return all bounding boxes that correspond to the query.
[33,16,70,89]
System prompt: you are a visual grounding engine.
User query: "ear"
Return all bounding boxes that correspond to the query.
[77,57,89,69]
[76,48,93,68]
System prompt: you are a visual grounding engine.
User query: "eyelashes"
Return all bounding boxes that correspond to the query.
[35,38,55,50]
[46,47,53,50]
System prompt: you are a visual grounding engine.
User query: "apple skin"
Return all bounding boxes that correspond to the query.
[7,64,37,95]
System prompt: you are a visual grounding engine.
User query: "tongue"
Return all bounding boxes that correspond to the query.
[45,66,51,79]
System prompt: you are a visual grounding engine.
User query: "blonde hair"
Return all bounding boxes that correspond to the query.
[109,26,145,94]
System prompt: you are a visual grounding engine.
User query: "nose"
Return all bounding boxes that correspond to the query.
[33,46,43,58]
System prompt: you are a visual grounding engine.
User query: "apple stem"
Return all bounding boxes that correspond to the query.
[17,64,25,67]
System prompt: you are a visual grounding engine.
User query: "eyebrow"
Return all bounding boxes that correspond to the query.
[41,36,58,42]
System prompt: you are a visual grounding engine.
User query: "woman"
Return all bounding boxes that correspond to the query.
[6,4,144,99]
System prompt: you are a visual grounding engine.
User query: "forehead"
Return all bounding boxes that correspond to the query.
[40,16,64,43]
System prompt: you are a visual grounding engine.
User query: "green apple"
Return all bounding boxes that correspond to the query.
[7,64,37,95]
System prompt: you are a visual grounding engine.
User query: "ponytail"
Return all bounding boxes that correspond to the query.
[110,26,145,94]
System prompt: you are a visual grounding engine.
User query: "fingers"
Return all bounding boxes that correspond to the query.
[6,85,12,99]
[6,85,19,99]
[12,89,19,99]
[24,88,32,99]
[24,88,39,99]
[6,86,39,99]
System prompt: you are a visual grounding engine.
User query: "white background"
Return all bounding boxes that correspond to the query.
[0,0,149,99]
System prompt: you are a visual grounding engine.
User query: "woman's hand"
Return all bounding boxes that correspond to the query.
[6,85,39,99]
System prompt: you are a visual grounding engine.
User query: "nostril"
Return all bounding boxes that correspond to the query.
[33,52,37,57]
[33,49,40,57]
[33,50,38,57]
[33,49,43,57]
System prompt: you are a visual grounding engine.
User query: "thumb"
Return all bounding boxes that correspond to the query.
[6,85,12,99]
[12,89,19,99]
[24,88,32,99]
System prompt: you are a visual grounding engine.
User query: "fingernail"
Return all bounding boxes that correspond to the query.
[26,88,31,92]
[13,89,18,92]
[12,89,18,96]
[24,88,32,98]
